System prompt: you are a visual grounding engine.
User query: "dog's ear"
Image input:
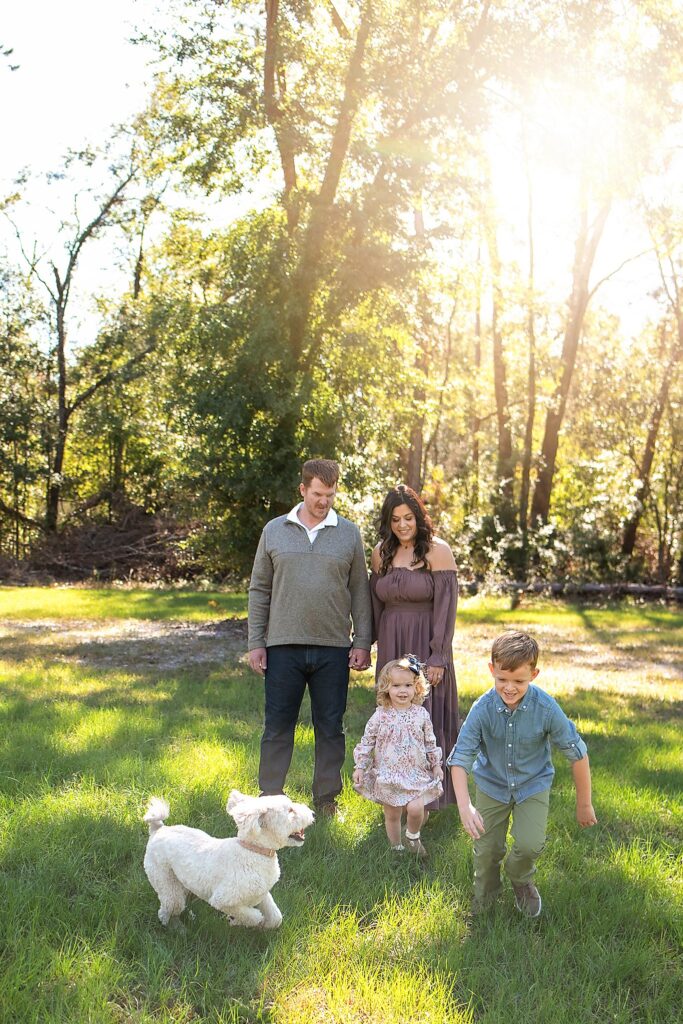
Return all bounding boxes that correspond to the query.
[226,789,246,814]
[227,791,260,826]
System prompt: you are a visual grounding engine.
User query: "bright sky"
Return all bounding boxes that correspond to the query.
[1,1,662,341]
[2,0,156,184]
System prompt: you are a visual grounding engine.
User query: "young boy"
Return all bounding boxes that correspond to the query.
[447,631,596,917]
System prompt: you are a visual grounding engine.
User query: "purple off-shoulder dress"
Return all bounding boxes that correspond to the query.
[370,567,459,809]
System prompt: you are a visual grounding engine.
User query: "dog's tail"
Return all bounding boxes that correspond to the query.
[144,797,170,835]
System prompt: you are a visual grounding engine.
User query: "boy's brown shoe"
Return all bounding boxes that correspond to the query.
[512,882,542,918]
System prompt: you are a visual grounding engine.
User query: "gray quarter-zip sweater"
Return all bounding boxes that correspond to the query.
[247,513,372,651]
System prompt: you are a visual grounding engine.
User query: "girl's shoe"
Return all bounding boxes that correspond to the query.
[404,833,428,859]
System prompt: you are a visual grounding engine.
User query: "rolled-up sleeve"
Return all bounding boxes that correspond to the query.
[446,703,482,772]
[548,705,588,762]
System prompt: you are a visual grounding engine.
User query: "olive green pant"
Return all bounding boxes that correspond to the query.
[473,786,550,903]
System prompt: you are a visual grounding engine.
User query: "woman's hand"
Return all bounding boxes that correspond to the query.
[432,765,444,781]
[352,768,364,788]
[425,665,445,686]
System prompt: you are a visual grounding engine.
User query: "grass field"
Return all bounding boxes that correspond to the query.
[0,589,681,1023]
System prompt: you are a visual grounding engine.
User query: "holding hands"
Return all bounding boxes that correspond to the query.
[349,648,371,671]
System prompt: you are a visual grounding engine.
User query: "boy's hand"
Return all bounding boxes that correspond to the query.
[432,765,444,781]
[458,802,485,840]
[352,768,364,788]
[576,802,597,827]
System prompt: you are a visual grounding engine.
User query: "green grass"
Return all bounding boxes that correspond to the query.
[0,591,681,1023]
[0,586,247,621]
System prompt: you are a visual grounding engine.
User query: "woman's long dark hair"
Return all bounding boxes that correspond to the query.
[377,485,434,576]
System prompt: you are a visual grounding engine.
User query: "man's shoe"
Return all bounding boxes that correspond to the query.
[314,800,339,819]
[511,882,542,918]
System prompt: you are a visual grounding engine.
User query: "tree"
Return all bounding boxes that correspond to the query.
[0,263,45,554]
[4,154,160,532]
[622,212,683,558]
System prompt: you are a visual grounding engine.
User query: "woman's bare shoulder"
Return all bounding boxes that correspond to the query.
[428,538,456,570]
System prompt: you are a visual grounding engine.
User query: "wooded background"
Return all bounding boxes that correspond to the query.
[2,0,683,584]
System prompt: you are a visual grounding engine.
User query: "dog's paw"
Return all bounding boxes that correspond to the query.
[259,916,283,930]
[226,907,265,927]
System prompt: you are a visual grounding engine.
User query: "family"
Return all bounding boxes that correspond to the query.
[247,459,596,918]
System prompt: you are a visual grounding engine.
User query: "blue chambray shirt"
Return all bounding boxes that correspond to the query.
[446,684,588,804]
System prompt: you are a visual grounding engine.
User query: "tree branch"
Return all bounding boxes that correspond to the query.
[587,247,652,302]
[0,495,43,531]
[68,342,156,417]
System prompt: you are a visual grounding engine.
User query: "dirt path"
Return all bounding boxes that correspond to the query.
[0,618,248,671]
[0,616,680,693]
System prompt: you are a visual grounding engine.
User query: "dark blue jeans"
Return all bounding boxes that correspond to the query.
[259,644,350,805]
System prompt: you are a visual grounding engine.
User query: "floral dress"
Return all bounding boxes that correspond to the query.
[353,704,443,807]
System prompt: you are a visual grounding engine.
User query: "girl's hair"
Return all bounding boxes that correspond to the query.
[376,657,429,707]
[377,484,434,576]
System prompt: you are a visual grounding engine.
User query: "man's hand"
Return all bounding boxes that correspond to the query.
[349,648,371,671]
[576,802,597,827]
[248,648,267,675]
[458,801,486,840]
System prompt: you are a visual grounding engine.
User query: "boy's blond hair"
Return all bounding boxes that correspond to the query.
[491,630,539,670]
[376,657,429,707]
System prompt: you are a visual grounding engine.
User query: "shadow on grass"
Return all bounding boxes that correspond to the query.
[573,601,683,646]
[0,587,249,621]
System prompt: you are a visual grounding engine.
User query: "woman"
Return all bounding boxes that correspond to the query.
[370,484,458,809]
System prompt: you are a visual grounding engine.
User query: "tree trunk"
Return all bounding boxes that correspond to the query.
[46,279,69,533]
[468,252,482,515]
[287,5,373,364]
[519,139,536,576]
[530,199,610,525]
[264,0,299,232]
[488,226,515,522]
[622,328,683,556]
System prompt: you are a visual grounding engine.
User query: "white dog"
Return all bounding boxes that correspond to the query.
[143,790,314,929]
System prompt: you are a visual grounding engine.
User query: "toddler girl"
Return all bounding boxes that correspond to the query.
[353,655,443,857]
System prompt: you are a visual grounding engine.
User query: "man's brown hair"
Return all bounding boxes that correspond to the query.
[301,459,340,488]
[491,630,539,670]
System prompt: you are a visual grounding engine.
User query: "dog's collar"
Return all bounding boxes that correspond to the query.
[237,839,276,858]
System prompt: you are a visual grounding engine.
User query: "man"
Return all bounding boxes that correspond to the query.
[248,459,372,817]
